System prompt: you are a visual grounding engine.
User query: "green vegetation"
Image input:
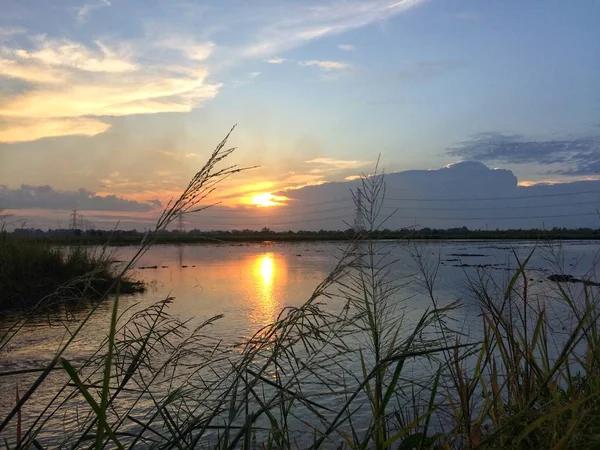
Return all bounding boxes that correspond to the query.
[0,236,144,311]
[1,131,600,448]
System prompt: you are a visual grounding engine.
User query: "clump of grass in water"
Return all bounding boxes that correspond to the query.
[0,239,143,311]
[1,130,600,449]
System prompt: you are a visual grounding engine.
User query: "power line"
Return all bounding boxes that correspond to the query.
[380,199,600,212]
[200,189,600,216]
[191,199,599,220]
[386,188,600,202]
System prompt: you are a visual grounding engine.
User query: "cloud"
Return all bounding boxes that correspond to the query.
[160,150,202,161]
[74,0,111,22]
[0,1,426,143]
[448,132,600,175]
[243,0,426,58]
[338,44,355,51]
[267,161,600,230]
[0,36,221,142]
[0,57,70,84]
[299,60,350,71]
[0,118,110,143]
[9,161,600,230]
[265,57,288,64]
[0,26,27,38]
[306,157,373,169]
[12,37,137,72]
[156,36,215,61]
[0,185,161,212]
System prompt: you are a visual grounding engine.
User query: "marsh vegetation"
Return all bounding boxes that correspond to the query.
[1,130,599,449]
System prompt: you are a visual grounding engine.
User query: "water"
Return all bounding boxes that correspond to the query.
[1,240,599,446]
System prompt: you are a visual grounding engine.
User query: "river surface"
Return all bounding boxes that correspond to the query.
[1,240,599,446]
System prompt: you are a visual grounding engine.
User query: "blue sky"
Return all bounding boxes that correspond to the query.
[0,0,599,226]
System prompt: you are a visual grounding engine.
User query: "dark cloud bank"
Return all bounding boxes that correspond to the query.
[0,185,161,212]
[271,161,600,230]
[448,132,600,176]
[3,162,599,231]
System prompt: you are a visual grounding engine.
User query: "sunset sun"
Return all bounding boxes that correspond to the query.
[250,193,286,207]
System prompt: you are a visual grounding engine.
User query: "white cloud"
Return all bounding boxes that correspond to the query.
[0,118,110,143]
[12,37,137,73]
[306,158,373,169]
[299,60,350,71]
[74,0,111,23]
[157,36,215,61]
[344,175,362,181]
[0,57,67,83]
[0,36,221,142]
[265,57,288,64]
[338,44,355,51]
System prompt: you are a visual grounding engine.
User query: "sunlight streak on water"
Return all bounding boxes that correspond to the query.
[251,252,282,328]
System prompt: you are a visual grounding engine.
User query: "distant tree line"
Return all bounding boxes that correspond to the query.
[7,225,600,243]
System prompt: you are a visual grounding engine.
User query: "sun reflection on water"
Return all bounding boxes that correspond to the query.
[252,252,281,328]
[259,253,274,286]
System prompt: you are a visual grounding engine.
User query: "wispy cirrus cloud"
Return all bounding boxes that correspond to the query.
[156,35,215,61]
[306,157,374,169]
[265,57,288,64]
[11,37,137,72]
[448,132,600,175]
[0,118,110,144]
[242,0,426,58]
[338,44,355,51]
[74,0,111,23]
[0,25,27,38]
[299,60,350,71]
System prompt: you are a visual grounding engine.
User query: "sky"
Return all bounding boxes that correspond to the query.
[0,0,599,230]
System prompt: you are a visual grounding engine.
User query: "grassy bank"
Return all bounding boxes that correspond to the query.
[0,235,144,311]
[1,130,599,448]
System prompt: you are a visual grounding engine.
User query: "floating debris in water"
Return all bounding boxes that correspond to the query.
[547,274,600,287]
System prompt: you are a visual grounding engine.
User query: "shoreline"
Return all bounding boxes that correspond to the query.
[7,230,600,245]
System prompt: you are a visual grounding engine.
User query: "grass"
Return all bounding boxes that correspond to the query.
[1,130,600,449]
[0,236,144,311]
